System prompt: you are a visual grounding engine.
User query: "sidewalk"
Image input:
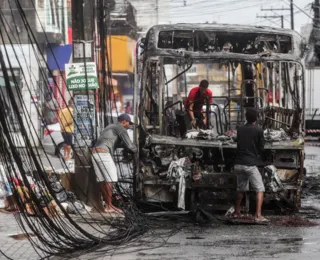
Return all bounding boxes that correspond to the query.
[0,212,40,260]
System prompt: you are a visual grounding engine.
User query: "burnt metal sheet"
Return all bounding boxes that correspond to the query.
[144,186,174,202]
[143,24,304,61]
[149,135,304,150]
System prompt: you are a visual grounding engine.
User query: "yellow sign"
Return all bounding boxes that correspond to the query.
[106,36,135,73]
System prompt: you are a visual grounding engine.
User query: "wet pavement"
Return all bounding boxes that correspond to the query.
[2,147,320,260]
[50,221,320,260]
[49,146,320,260]
[304,146,320,177]
[113,225,320,260]
[300,146,320,218]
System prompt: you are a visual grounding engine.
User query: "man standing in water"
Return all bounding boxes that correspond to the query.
[92,113,137,213]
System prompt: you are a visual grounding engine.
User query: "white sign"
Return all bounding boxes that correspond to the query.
[73,42,93,59]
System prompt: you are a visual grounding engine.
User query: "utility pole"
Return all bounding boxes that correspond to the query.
[314,0,320,28]
[260,3,294,30]
[257,15,284,28]
[71,0,102,211]
[312,0,320,66]
[290,0,294,30]
[156,0,159,24]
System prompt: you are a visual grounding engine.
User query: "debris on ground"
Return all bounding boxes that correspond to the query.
[270,216,319,227]
[222,216,269,225]
[9,233,35,240]
[221,215,318,227]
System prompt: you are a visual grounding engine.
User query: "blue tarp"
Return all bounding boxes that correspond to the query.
[47,44,72,71]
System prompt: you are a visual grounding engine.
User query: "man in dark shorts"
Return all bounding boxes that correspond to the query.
[59,99,74,161]
[234,107,268,222]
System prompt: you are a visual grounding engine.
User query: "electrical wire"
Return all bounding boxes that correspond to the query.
[282,0,314,20]
[0,1,154,258]
[1,0,303,259]
[0,4,193,260]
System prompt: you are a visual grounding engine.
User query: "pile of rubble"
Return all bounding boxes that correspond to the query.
[185,127,303,145]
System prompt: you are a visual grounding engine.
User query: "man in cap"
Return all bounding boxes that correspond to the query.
[92,113,137,213]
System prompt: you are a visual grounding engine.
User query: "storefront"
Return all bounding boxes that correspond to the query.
[0,44,41,147]
[46,44,73,108]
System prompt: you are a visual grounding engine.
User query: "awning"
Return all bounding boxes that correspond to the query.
[0,76,15,87]
[47,44,72,71]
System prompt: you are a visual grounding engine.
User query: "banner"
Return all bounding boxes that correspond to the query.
[65,62,99,91]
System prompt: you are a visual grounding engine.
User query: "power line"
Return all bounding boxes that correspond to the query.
[257,14,284,28]
[282,0,314,20]
[260,2,293,29]
[252,6,310,27]
[135,0,273,14]
[135,0,281,18]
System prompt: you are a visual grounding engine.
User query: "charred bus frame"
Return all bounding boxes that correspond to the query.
[133,24,306,213]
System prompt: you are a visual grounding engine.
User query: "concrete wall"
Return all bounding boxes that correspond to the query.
[0,0,37,44]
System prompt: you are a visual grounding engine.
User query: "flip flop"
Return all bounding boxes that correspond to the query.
[103,207,116,213]
[255,216,270,223]
[230,213,244,218]
[110,206,123,214]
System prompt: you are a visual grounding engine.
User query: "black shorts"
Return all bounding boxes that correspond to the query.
[62,132,73,146]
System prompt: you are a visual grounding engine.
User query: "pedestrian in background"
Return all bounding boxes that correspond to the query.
[125,101,132,114]
[42,92,59,125]
[59,99,74,161]
[91,113,137,213]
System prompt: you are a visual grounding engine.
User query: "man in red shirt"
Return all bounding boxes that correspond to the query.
[184,80,213,129]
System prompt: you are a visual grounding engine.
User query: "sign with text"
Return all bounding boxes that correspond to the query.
[65,62,99,91]
[74,95,96,147]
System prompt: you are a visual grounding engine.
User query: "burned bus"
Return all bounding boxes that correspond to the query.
[133,24,307,213]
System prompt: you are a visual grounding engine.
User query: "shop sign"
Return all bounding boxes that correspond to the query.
[65,62,99,91]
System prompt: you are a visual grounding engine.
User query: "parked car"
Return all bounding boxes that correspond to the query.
[42,123,68,157]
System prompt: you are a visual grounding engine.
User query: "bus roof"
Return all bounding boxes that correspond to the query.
[142,23,305,62]
[147,23,302,38]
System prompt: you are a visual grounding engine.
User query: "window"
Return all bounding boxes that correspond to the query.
[0,70,22,132]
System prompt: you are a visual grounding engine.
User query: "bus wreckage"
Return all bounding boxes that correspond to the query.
[133,24,307,214]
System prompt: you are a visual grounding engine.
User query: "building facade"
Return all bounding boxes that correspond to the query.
[106,0,138,113]
[0,0,68,147]
[130,0,171,31]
